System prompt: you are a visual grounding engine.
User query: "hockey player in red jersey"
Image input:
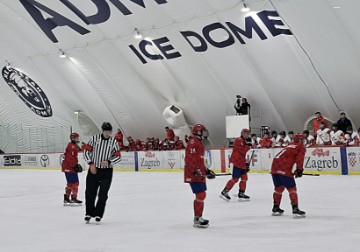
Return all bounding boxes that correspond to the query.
[220,128,251,201]
[271,133,306,218]
[184,124,215,228]
[61,133,82,205]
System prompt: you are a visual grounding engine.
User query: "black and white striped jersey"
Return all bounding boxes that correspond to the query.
[83,134,121,168]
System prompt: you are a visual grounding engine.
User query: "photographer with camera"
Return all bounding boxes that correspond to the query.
[234,95,250,116]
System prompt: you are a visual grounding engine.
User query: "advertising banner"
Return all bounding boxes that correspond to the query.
[304,147,341,173]
[346,147,360,172]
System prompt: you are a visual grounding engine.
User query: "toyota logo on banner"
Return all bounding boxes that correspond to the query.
[40,155,50,167]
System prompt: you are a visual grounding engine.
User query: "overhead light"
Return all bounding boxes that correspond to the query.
[333,6,341,9]
[74,110,81,115]
[134,28,143,39]
[59,49,66,58]
[241,1,250,12]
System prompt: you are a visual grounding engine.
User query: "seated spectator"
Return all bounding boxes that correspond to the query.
[316,122,331,145]
[313,112,328,137]
[274,131,286,147]
[260,131,273,148]
[303,130,315,147]
[165,126,175,141]
[345,126,360,146]
[337,112,352,133]
[283,131,294,146]
[251,133,261,148]
[330,123,345,145]
[175,136,185,150]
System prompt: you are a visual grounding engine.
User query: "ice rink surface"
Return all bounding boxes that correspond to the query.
[0,170,359,252]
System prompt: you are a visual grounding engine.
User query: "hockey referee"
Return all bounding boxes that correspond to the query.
[83,122,121,224]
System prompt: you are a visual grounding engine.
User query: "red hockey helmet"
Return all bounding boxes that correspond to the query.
[241,128,250,137]
[70,132,79,140]
[192,124,209,139]
[293,133,305,142]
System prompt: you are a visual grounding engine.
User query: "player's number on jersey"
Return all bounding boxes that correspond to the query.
[189,148,196,154]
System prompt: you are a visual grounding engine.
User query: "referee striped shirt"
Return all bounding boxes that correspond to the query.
[84,134,121,168]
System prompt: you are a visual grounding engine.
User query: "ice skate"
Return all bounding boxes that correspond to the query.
[193,217,209,228]
[95,216,102,225]
[63,194,71,206]
[238,190,250,201]
[272,203,284,216]
[219,188,231,201]
[84,215,91,224]
[71,197,82,206]
[292,204,306,219]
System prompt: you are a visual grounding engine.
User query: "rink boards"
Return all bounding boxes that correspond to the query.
[0,146,359,174]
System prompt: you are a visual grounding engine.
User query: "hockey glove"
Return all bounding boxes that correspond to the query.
[73,164,83,173]
[246,163,250,172]
[206,169,216,179]
[294,169,303,178]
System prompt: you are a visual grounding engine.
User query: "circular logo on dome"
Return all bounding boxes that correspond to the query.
[2,66,52,117]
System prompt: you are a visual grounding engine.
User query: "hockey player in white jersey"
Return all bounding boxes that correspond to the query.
[330,123,345,145]
[303,130,315,147]
[274,131,286,147]
[251,133,261,148]
[344,126,360,146]
[316,122,331,145]
[283,131,294,146]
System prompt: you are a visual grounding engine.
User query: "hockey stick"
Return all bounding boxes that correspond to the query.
[302,173,320,176]
[214,173,232,176]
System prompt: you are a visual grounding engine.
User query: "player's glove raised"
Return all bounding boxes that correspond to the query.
[294,169,303,178]
[206,169,216,179]
[246,163,250,172]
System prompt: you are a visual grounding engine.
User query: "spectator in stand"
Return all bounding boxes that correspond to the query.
[303,130,315,147]
[175,136,186,150]
[345,126,360,146]
[165,126,175,141]
[313,112,328,137]
[260,131,273,148]
[275,131,286,147]
[284,131,294,146]
[337,112,352,133]
[316,122,331,145]
[114,129,124,151]
[251,133,261,149]
[330,123,345,146]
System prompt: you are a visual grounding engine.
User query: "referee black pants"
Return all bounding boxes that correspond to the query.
[85,168,113,218]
